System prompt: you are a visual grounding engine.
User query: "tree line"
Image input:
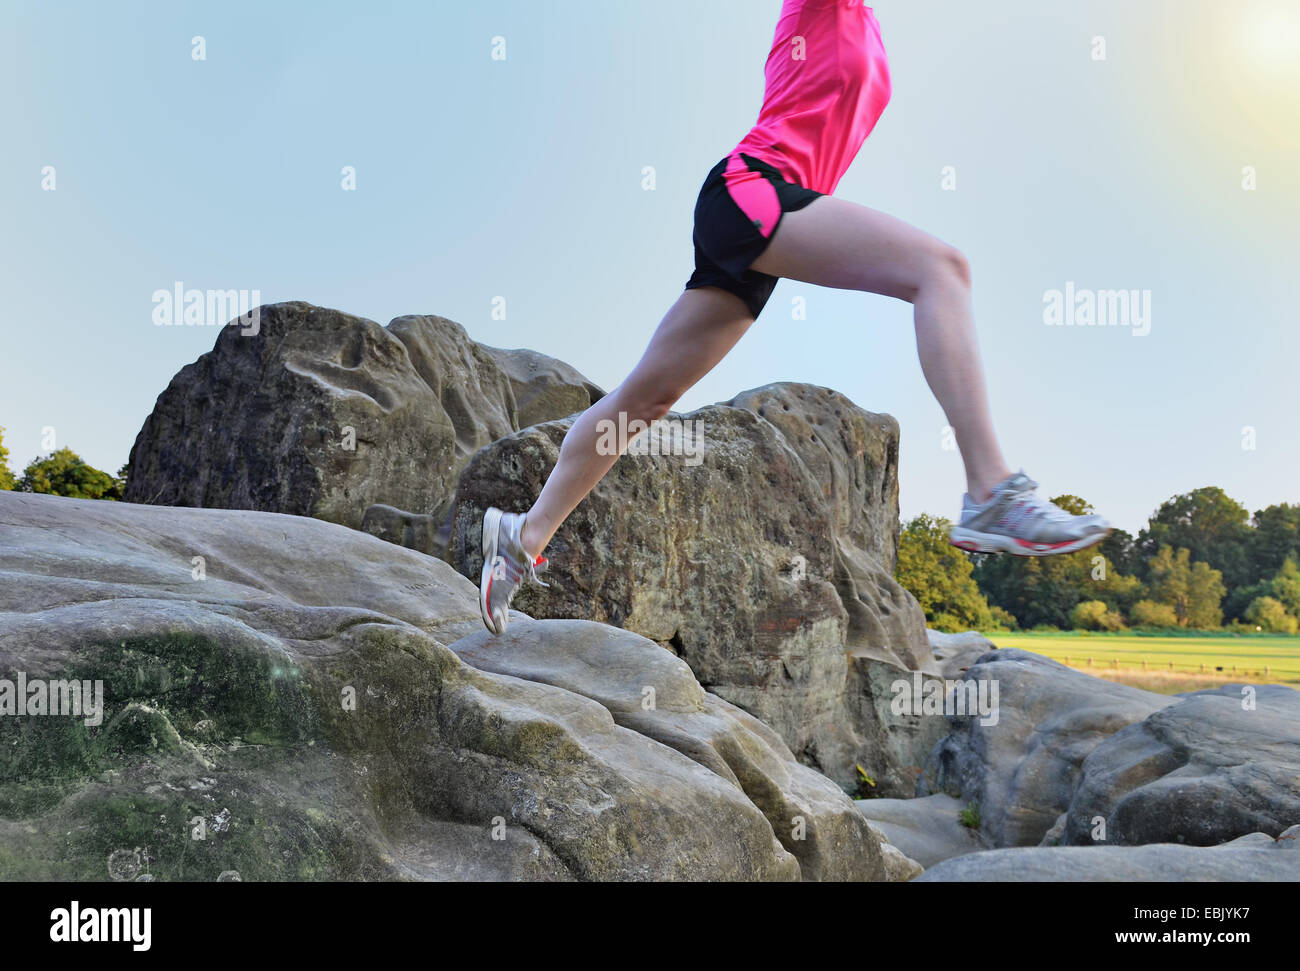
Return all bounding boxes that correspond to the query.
[0,428,126,499]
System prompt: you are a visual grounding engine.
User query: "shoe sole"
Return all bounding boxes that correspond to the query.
[480,507,504,635]
[949,525,1111,557]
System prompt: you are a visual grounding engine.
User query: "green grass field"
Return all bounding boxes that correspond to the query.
[979,630,1300,691]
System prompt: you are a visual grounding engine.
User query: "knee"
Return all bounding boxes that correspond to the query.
[632,397,675,424]
[926,241,971,290]
[614,388,675,425]
[889,239,971,305]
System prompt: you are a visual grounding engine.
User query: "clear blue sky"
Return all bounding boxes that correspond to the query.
[3,0,1298,534]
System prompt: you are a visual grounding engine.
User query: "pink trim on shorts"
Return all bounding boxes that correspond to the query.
[722,153,782,240]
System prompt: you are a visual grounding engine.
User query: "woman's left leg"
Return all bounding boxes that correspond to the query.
[519,285,756,560]
[478,285,756,634]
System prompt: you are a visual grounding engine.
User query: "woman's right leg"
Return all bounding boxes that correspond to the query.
[748,194,1110,556]
[518,285,755,560]
[749,195,1014,504]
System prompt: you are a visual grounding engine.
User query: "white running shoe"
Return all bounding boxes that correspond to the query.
[948,470,1111,556]
[479,507,549,635]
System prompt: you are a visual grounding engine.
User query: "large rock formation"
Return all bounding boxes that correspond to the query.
[0,491,885,881]
[122,307,937,796]
[124,303,603,550]
[447,383,938,793]
[18,292,1296,881]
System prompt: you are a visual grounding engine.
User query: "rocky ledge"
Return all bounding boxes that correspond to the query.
[0,492,886,881]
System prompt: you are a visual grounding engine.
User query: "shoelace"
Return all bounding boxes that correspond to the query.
[1002,480,1075,526]
[526,555,550,589]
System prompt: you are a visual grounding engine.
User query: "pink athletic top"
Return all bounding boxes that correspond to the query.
[731,0,892,196]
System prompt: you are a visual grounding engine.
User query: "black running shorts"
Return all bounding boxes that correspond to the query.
[684,151,824,319]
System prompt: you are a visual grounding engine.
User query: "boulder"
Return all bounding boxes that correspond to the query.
[918,649,1174,847]
[481,344,605,429]
[0,491,885,881]
[124,303,602,551]
[452,619,884,881]
[125,303,453,528]
[926,628,998,679]
[448,383,937,793]
[917,826,1300,881]
[1059,684,1300,846]
[918,644,1300,854]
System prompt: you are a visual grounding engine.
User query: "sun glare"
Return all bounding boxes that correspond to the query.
[1242,6,1300,74]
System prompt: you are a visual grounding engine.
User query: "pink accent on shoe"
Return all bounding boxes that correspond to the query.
[1013,537,1078,551]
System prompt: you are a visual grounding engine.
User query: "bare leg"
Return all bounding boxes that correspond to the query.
[751,195,1012,503]
[519,286,755,559]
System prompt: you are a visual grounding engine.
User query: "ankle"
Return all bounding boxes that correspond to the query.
[519,515,546,562]
[967,466,1014,505]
